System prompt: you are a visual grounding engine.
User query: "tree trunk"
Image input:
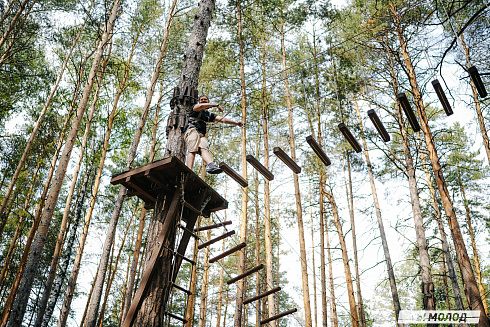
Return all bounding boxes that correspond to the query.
[279,10,312,326]
[390,5,488,324]
[324,209,338,327]
[254,165,261,327]
[198,223,212,327]
[309,186,318,327]
[216,234,225,327]
[342,152,366,326]
[0,0,93,221]
[184,216,201,327]
[0,0,32,61]
[234,1,248,326]
[457,165,488,314]
[324,191,359,327]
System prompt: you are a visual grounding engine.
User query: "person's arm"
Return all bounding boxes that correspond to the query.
[193,103,223,112]
[214,115,243,126]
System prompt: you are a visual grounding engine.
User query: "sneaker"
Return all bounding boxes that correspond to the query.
[206,162,222,174]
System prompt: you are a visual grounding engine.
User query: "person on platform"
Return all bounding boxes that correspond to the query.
[184,94,243,174]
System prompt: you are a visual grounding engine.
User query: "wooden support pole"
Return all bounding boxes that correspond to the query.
[367,109,391,142]
[273,147,301,174]
[246,155,274,180]
[338,123,362,153]
[227,264,264,285]
[219,162,248,187]
[396,93,421,132]
[260,308,297,325]
[194,220,232,232]
[306,135,331,166]
[198,230,235,250]
[164,311,188,324]
[243,287,281,305]
[209,242,246,263]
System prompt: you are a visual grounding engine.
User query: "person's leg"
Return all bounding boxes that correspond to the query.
[186,151,197,169]
[200,148,214,166]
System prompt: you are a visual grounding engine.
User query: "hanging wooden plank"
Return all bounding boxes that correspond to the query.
[227,264,264,285]
[260,308,298,325]
[367,109,391,142]
[468,66,487,98]
[246,155,274,180]
[306,135,331,166]
[209,242,246,263]
[273,147,301,174]
[198,230,235,250]
[219,162,248,187]
[431,80,453,116]
[244,287,281,305]
[194,220,232,232]
[338,123,362,153]
[397,93,421,132]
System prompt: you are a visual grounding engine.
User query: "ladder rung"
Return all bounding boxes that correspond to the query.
[164,312,187,324]
[164,246,196,265]
[219,162,248,187]
[198,230,235,250]
[209,242,246,263]
[178,223,199,239]
[194,220,232,232]
[246,155,274,181]
[244,286,281,305]
[260,308,297,325]
[171,282,191,295]
[227,264,264,285]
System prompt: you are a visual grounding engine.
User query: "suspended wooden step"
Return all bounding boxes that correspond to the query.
[219,162,248,188]
[194,220,232,232]
[397,93,421,132]
[164,311,187,324]
[246,155,274,180]
[260,308,298,325]
[306,135,331,166]
[338,123,362,153]
[468,66,487,98]
[171,282,191,296]
[198,230,235,250]
[431,79,453,116]
[367,109,391,142]
[244,286,281,305]
[227,264,264,285]
[273,147,301,174]
[177,223,198,239]
[209,242,246,263]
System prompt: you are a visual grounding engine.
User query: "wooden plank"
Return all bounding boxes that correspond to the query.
[306,135,331,167]
[246,155,274,181]
[227,264,264,285]
[125,177,156,203]
[338,123,362,153]
[219,162,248,187]
[209,242,246,263]
[198,230,235,250]
[194,220,232,232]
[164,312,187,324]
[171,282,191,296]
[260,308,298,325]
[273,147,301,174]
[244,287,281,305]
[367,109,391,142]
[111,157,175,185]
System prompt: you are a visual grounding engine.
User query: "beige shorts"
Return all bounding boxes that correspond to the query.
[184,128,209,153]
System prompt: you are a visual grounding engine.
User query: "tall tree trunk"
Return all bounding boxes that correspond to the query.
[216,234,225,327]
[0,0,93,221]
[457,165,488,314]
[184,216,201,327]
[0,0,32,61]
[342,152,366,326]
[260,37,277,327]
[390,5,488,324]
[418,135,465,311]
[309,186,318,327]
[198,223,212,327]
[234,1,248,326]
[254,165,261,327]
[279,10,312,326]
[324,210,338,327]
[324,191,359,327]
[353,98,401,321]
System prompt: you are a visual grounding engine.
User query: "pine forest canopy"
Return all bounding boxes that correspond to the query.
[0,0,489,326]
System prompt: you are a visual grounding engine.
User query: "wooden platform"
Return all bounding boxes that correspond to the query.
[110,156,227,216]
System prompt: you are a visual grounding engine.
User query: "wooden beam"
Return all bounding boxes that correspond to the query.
[164,312,188,324]
[468,65,487,98]
[209,242,246,263]
[260,308,298,325]
[246,155,274,180]
[171,282,191,296]
[194,220,232,232]
[397,93,421,132]
[431,79,453,116]
[244,287,281,305]
[338,123,362,153]
[177,223,199,239]
[273,147,301,174]
[125,177,156,203]
[227,264,264,285]
[367,109,391,142]
[306,135,331,167]
[198,230,235,250]
[219,162,248,187]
